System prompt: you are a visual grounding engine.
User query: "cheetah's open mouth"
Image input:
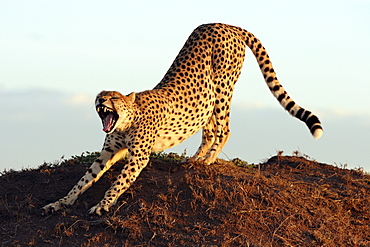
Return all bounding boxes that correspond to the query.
[96,106,119,133]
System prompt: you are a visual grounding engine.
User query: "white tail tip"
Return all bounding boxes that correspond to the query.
[313,128,323,139]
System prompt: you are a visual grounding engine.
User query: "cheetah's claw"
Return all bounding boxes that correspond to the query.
[88,202,110,216]
[41,201,64,215]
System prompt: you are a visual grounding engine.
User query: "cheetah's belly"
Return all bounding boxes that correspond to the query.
[152,125,202,152]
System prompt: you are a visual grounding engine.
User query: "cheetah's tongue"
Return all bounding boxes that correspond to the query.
[102,113,114,132]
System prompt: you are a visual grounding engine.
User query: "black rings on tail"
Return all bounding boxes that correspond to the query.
[243,29,323,139]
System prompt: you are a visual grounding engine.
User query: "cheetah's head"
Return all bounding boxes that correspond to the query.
[95,91,136,134]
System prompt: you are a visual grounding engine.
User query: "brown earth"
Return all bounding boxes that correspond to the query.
[0,152,369,247]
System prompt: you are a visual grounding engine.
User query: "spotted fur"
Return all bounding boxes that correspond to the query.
[42,23,322,215]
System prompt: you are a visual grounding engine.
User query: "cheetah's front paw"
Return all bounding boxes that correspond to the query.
[88,202,110,216]
[42,201,64,215]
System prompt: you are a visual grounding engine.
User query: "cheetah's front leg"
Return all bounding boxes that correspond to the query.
[42,139,128,214]
[88,155,150,215]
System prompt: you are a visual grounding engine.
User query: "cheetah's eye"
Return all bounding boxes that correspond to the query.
[111,97,120,100]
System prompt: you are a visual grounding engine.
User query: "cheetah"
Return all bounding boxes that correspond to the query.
[42,23,323,215]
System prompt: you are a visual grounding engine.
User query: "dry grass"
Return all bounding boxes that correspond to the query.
[0,152,369,246]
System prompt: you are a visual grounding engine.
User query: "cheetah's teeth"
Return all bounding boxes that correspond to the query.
[101,107,113,113]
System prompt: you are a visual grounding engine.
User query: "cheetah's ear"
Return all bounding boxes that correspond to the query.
[125,92,136,105]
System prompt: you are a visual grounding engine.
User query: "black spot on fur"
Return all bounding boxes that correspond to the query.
[278,94,285,102]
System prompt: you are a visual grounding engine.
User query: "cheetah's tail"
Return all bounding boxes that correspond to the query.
[244,32,323,139]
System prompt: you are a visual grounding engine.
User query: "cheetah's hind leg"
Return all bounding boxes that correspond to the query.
[195,110,231,165]
[191,115,217,164]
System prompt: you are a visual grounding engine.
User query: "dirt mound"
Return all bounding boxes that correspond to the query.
[1,153,369,246]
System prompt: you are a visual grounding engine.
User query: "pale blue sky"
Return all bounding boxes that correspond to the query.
[1,1,369,171]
